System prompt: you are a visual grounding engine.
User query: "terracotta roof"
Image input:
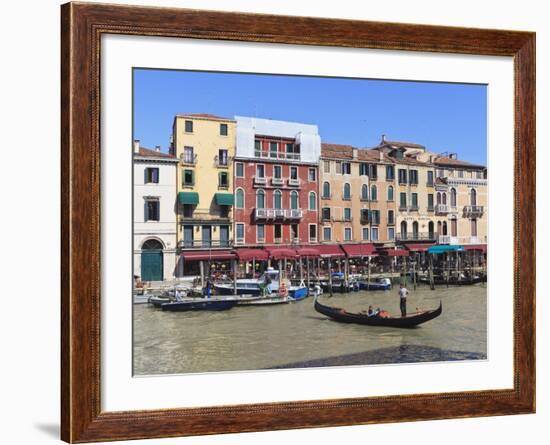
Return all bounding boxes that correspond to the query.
[175,113,234,121]
[321,144,393,163]
[321,143,354,159]
[433,156,485,169]
[378,140,426,149]
[136,147,177,159]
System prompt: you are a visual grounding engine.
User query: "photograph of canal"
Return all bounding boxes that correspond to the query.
[132,69,487,376]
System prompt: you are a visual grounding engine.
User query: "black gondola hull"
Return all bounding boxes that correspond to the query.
[314,298,442,328]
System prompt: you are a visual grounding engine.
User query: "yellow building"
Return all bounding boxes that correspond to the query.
[170,113,236,250]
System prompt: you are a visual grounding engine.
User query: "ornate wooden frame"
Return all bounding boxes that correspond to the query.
[61,2,535,442]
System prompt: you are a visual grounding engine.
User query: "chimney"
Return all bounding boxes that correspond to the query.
[379,151,384,161]
[352,147,358,159]
[155,145,161,152]
[133,139,140,153]
[381,134,386,143]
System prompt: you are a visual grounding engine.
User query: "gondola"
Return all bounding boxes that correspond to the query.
[314,297,442,328]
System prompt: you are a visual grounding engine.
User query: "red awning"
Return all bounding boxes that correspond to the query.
[266,247,297,260]
[315,244,345,258]
[296,247,321,257]
[464,244,487,253]
[180,250,236,261]
[341,243,377,257]
[234,248,269,261]
[406,243,435,252]
[381,248,410,257]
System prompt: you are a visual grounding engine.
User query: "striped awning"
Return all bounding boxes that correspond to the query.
[464,244,487,253]
[405,243,435,252]
[296,247,321,257]
[315,244,346,258]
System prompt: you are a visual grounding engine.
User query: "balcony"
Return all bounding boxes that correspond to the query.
[288,178,301,187]
[396,232,436,241]
[180,153,197,165]
[408,205,419,212]
[254,176,267,186]
[178,239,233,249]
[214,154,232,167]
[254,150,301,161]
[271,177,285,186]
[435,204,449,215]
[463,205,484,217]
[254,208,303,220]
[438,235,451,244]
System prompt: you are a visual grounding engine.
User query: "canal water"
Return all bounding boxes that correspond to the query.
[133,284,487,375]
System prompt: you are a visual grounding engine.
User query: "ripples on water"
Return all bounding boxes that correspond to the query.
[133,284,487,375]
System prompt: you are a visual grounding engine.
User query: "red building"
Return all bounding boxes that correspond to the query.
[233,117,321,247]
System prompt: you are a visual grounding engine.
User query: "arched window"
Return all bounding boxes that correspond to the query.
[442,221,448,235]
[442,193,447,205]
[437,221,442,235]
[235,188,244,209]
[428,221,435,237]
[361,184,369,200]
[371,185,377,201]
[450,188,457,207]
[412,221,419,239]
[387,185,394,201]
[290,191,299,209]
[273,190,282,209]
[343,183,351,199]
[142,239,163,250]
[470,188,477,206]
[451,217,458,236]
[308,192,317,210]
[323,181,331,198]
[256,189,265,209]
[400,221,408,239]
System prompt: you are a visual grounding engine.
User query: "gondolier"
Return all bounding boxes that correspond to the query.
[398,284,409,317]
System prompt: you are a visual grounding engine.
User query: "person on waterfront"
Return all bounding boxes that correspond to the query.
[398,283,409,317]
[205,278,213,299]
[367,305,374,316]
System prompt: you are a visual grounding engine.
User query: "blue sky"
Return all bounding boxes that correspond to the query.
[133,69,487,165]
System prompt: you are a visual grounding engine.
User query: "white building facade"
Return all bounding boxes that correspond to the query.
[133,141,178,282]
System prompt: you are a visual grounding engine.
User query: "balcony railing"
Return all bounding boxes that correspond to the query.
[214,154,232,167]
[463,205,484,217]
[255,208,303,220]
[254,176,267,185]
[435,204,449,215]
[180,153,197,165]
[438,235,484,245]
[438,235,451,244]
[254,150,301,161]
[178,239,233,248]
[271,177,285,186]
[288,178,301,187]
[396,232,436,241]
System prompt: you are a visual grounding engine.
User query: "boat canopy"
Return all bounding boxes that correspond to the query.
[315,244,345,258]
[178,191,199,205]
[341,243,377,258]
[266,247,297,260]
[214,193,234,206]
[234,248,269,261]
[180,249,236,261]
[427,245,465,254]
[405,243,435,252]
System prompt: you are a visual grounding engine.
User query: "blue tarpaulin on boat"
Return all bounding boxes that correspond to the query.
[427,245,465,254]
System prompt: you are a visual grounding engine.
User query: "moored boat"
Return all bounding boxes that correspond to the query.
[161,298,238,312]
[357,277,392,291]
[314,297,442,328]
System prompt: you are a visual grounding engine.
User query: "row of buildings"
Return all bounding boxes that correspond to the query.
[134,113,487,281]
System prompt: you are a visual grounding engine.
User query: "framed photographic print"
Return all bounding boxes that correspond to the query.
[61,2,535,442]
